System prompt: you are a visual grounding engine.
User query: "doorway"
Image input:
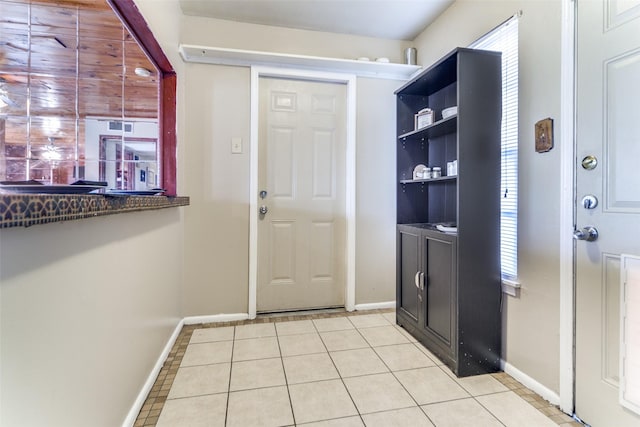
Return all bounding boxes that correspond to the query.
[248,68,357,318]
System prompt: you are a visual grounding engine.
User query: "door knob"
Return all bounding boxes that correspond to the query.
[573,226,598,242]
[259,205,268,215]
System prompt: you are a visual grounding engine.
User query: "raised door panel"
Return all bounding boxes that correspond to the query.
[398,228,420,321]
[424,234,454,347]
[268,221,296,286]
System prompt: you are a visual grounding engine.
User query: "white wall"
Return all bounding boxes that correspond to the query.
[414,0,563,394]
[181,15,412,64]
[0,210,184,426]
[0,1,187,425]
[182,63,251,315]
[355,77,400,304]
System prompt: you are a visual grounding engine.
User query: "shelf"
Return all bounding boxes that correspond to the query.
[400,176,457,184]
[398,115,457,141]
[179,45,423,80]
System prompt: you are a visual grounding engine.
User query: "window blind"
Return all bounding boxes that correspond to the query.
[470,15,519,280]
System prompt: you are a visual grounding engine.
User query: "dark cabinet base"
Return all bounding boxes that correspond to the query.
[397,310,501,378]
[396,224,501,378]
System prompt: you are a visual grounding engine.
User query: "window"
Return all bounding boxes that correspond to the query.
[470,15,519,280]
[0,0,177,195]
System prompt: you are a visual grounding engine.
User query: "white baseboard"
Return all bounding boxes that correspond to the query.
[354,301,396,311]
[183,313,249,325]
[502,360,560,406]
[122,319,184,427]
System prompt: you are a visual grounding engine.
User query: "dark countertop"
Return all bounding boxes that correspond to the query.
[0,193,190,229]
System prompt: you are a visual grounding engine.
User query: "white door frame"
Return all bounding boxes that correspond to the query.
[559,0,575,415]
[248,66,357,319]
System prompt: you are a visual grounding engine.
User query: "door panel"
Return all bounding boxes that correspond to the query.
[605,49,640,211]
[398,229,420,321]
[425,235,452,344]
[605,0,640,30]
[257,77,347,312]
[603,253,621,386]
[269,221,296,285]
[575,1,640,425]
[312,130,334,198]
[270,127,295,198]
[309,221,334,280]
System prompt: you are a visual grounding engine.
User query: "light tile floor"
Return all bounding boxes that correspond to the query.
[135,309,582,427]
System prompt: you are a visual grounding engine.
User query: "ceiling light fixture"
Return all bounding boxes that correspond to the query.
[41,137,62,161]
[134,67,152,77]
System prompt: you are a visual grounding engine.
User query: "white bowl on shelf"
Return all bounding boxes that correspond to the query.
[442,106,458,119]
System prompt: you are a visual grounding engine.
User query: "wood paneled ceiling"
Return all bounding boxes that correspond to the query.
[0,0,159,120]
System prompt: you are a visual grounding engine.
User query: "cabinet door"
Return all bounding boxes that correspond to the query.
[423,233,456,351]
[397,228,421,322]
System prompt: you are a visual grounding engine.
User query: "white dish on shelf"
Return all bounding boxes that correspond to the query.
[436,224,458,233]
[442,106,458,119]
[413,164,427,180]
[375,57,390,63]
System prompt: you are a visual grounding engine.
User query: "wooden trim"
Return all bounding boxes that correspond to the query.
[107,0,178,196]
[108,0,174,74]
[161,74,177,196]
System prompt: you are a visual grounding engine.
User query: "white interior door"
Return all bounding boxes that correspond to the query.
[575,1,640,425]
[256,77,347,312]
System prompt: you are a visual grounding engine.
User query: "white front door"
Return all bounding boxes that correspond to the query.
[575,1,640,425]
[256,77,347,312]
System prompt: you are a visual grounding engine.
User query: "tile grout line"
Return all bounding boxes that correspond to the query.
[223,326,237,427]
[136,309,576,426]
[275,325,297,426]
[318,316,366,425]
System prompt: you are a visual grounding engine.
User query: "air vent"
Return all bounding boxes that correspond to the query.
[108,121,134,133]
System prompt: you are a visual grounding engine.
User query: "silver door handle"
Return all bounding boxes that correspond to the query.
[573,226,598,242]
[420,272,425,290]
[415,271,421,289]
[259,205,268,215]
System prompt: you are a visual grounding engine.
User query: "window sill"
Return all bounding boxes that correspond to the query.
[0,193,190,229]
[502,278,521,297]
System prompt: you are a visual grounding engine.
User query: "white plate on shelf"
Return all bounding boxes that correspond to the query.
[436,224,458,233]
[413,164,427,180]
[442,106,458,119]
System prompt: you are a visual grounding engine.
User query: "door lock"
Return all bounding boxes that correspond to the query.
[259,205,268,215]
[581,195,598,209]
[581,155,598,170]
[573,226,598,242]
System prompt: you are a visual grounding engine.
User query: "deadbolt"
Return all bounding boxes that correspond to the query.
[581,195,598,209]
[259,190,267,199]
[581,155,598,170]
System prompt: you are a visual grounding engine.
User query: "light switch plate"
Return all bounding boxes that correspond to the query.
[231,137,242,154]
